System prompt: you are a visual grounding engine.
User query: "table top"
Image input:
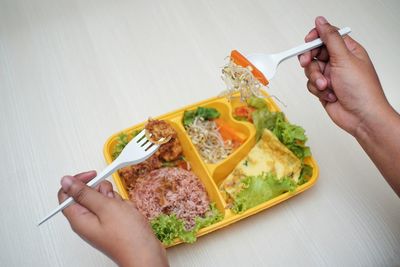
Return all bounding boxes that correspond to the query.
[1,0,399,266]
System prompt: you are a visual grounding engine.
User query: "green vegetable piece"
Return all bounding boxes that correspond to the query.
[193,203,223,231]
[232,173,297,213]
[182,107,220,127]
[297,164,313,185]
[247,96,268,109]
[150,203,223,245]
[150,214,190,245]
[251,107,311,160]
[111,130,142,160]
[182,110,197,127]
[196,107,220,120]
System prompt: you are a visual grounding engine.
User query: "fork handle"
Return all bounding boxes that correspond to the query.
[37,160,123,226]
[275,27,351,63]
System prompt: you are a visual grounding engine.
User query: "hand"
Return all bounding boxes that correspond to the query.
[299,16,400,196]
[298,16,392,137]
[58,171,168,267]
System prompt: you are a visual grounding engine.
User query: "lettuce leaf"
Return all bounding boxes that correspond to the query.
[297,164,313,186]
[150,214,192,245]
[247,96,268,109]
[111,130,142,160]
[183,107,220,127]
[232,173,297,213]
[194,203,223,231]
[249,97,311,160]
[150,203,223,245]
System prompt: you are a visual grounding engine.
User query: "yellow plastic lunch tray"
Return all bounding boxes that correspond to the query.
[103,90,319,247]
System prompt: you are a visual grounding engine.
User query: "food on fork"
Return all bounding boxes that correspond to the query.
[221,50,268,101]
[112,119,222,245]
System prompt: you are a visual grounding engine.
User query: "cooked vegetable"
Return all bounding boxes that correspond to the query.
[214,118,246,146]
[183,107,220,127]
[220,50,269,101]
[232,172,297,213]
[230,50,269,86]
[186,117,235,163]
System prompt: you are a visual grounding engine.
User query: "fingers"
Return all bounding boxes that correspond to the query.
[307,80,337,102]
[314,16,349,61]
[74,170,97,183]
[304,59,328,91]
[299,29,319,67]
[98,181,115,198]
[60,175,109,215]
[299,28,330,67]
[304,59,337,103]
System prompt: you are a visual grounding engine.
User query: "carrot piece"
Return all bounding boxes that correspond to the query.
[234,106,255,122]
[214,118,246,143]
[230,50,269,86]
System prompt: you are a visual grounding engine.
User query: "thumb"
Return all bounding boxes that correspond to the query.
[315,16,349,60]
[61,175,108,215]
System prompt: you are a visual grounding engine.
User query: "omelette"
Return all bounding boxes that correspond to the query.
[220,128,301,201]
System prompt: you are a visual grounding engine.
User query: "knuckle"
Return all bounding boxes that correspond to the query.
[73,185,87,204]
[325,26,339,36]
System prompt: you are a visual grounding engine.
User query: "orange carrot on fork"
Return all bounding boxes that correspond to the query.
[230,50,269,86]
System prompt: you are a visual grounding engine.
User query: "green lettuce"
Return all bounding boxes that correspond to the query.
[297,164,313,186]
[232,173,297,213]
[150,203,222,245]
[111,130,141,160]
[247,96,268,109]
[150,214,195,245]
[249,97,310,160]
[183,107,220,127]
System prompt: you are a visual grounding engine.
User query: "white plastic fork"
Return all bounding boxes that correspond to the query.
[38,129,161,226]
[246,27,351,82]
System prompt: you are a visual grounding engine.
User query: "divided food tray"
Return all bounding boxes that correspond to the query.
[103,90,319,247]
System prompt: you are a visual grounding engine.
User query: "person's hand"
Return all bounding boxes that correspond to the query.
[298,16,392,137]
[58,171,168,267]
[299,16,400,196]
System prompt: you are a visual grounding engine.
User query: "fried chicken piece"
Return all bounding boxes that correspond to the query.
[146,119,182,161]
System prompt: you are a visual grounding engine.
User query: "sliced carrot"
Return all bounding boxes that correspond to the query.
[214,118,246,144]
[230,50,269,86]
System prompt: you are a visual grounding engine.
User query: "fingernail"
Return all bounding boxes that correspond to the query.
[327,93,337,102]
[61,176,74,191]
[107,192,114,198]
[316,16,328,25]
[316,78,325,90]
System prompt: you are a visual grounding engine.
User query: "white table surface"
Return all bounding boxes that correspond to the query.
[1,0,399,266]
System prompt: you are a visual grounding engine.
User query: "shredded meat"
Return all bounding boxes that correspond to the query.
[132,167,210,230]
